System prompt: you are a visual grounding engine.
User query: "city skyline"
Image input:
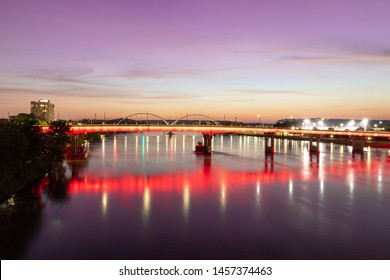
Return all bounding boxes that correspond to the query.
[1,0,390,122]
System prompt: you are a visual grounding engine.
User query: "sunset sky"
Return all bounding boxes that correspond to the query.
[1,0,389,122]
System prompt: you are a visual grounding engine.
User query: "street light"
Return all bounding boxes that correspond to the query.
[361,118,369,131]
[257,114,260,126]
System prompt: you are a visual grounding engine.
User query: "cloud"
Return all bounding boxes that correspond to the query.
[280,54,390,64]
[0,84,199,105]
[276,43,390,65]
[121,61,264,80]
[277,55,348,64]
[354,107,381,112]
[229,89,316,96]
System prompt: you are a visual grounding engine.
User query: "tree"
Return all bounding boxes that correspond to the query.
[274,120,299,128]
[1,115,72,201]
[9,113,44,162]
[9,114,45,180]
[42,120,71,166]
[0,124,28,200]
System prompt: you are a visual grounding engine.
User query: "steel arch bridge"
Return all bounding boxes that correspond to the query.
[116,113,170,125]
[171,114,221,126]
[116,113,221,126]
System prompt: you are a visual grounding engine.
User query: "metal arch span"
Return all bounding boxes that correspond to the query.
[171,114,221,126]
[116,113,170,125]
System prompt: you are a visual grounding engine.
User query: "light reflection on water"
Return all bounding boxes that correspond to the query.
[16,133,390,259]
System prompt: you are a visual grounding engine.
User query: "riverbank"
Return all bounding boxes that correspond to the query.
[0,163,64,204]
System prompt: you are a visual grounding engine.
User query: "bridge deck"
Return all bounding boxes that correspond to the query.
[61,124,390,138]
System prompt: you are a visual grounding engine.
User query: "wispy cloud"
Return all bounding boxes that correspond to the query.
[276,43,390,65]
[229,89,316,96]
[278,54,390,64]
[354,107,381,112]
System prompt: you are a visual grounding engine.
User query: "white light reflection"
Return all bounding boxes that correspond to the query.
[157,136,160,153]
[101,136,106,158]
[330,143,334,160]
[220,183,227,213]
[143,188,151,224]
[183,135,186,152]
[284,139,288,152]
[289,179,293,199]
[349,170,354,196]
[256,182,261,209]
[378,168,383,193]
[102,192,108,218]
[302,147,310,179]
[183,183,191,221]
[320,179,324,198]
[113,135,117,160]
[124,136,128,154]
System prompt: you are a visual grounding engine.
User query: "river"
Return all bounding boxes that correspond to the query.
[1,133,390,259]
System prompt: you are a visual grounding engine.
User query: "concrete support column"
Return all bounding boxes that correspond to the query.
[203,133,213,154]
[309,134,321,154]
[264,132,275,154]
[264,153,274,172]
[352,137,365,158]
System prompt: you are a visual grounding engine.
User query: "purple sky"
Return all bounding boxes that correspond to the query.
[1,0,390,122]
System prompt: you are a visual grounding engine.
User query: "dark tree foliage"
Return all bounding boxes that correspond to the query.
[0,125,28,198]
[274,120,299,128]
[0,114,71,201]
[9,113,44,162]
[42,120,71,166]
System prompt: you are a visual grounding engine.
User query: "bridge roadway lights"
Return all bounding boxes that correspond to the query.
[203,133,213,154]
[351,137,365,159]
[264,132,275,154]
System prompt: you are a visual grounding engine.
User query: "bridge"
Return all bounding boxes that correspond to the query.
[66,123,390,159]
[68,123,390,137]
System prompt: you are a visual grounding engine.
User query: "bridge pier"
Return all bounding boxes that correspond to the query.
[351,137,365,159]
[203,133,213,154]
[72,134,79,158]
[264,153,274,172]
[309,135,321,154]
[264,132,275,154]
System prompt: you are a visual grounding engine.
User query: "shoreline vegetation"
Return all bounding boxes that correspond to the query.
[0,114,70,203]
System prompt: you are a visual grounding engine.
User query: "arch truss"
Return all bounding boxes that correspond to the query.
[116,113,170,125]
[171,114,221,126]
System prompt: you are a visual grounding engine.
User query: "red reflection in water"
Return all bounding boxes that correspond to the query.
[66,155,383,196]
[68,162,290,196]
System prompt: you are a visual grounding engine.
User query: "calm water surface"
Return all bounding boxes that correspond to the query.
[2,133,390,259]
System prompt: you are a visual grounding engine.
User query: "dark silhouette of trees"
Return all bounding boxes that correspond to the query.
[0,125,28,199]
[42,120,71,166]
[274,120,299,128]
[0,114,71,202]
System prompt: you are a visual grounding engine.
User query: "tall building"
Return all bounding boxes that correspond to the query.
[30,99,55,122]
